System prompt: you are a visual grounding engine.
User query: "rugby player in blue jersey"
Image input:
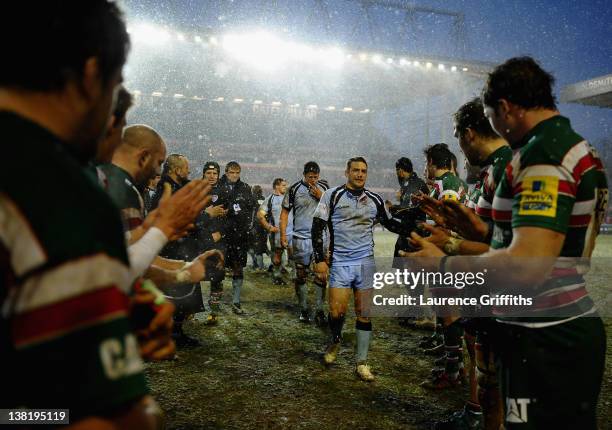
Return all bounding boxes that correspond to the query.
[312,157,412,381]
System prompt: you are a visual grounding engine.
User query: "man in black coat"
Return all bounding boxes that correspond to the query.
[218,161,256,314]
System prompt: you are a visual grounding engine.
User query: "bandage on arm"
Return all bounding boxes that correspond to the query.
[128,227,168,281]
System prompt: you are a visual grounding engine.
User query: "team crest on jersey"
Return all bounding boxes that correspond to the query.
[505,398,531,423]
[518,176,558,217]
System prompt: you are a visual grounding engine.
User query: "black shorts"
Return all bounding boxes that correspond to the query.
[494,316,606,429]
[225,240,248,267]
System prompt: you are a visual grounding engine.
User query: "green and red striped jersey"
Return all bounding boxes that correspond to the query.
[429,171,468,203]
[0,112,148,416]
[474,145,513,220]
[491,115,608,326]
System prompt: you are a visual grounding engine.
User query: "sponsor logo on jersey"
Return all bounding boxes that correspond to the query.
[518,176,558,217]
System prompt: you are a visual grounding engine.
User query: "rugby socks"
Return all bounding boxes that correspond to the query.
[209,280,223,313]
[355,320,372,363]
[232,276,243,305]
[314,279,326,311]
[273,263,282,280]
[444,320,464,379]
[328,314,345,344]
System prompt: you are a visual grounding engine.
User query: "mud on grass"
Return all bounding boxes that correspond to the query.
[146,232,612,429]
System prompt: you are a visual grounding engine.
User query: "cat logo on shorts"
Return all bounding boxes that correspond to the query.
[518,176,558,217]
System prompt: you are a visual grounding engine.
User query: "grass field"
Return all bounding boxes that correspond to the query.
[146,231,612,429]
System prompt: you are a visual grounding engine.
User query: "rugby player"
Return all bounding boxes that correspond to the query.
[408,57,608,430]
[258,178,289,285]
[219,161,257,314]
[280,161,329,325]
[312,157,412,381]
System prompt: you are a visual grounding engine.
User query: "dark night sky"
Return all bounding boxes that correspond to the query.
[122,0,612,143]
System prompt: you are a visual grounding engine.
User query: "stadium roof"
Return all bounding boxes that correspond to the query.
[560,73,612,108]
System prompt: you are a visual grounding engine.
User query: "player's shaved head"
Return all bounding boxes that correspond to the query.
[121,124,164,153]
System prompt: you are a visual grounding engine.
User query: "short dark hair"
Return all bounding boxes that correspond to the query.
[225,161,241,172]
[1,1,130,91]
[481,56,557,111]
[424,143,454,170]
[111,86,133,127]
[395,157,413,173]
[453,98,499,140]
[346,156,368,170]
[272,178,285,188]
[303,161,320,174]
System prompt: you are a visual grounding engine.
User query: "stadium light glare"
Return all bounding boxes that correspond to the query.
[399,58,408,66]
[222,32,290,72]
[214,97,224,102]
[360,109,370,113]
[132,90,142,96]
[358,53,368,61]
[176,33,185,41]
[318,47,345,68]
[342,107,353,112]
[371,54,382,64]
[462,67,469,71]
[438,64,445,70]
[426,62,433,69]
[130,23,170,45]
[271,101,282,106]
[151,91,163,97]
[325,106,336,111]
[192,96,203,100]
[209,36,219,45]
[307,104,318,109]
[194,35,202,43]
[233,98,244,103]
[253,100,263,104]
[386,58,393,64]
[174,93,185,98]
[413,60,420,66]
[451,65,457,72]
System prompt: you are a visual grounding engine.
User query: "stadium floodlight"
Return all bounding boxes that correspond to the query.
[325,106,336,111]
[209,36,219,45]
[462,67,469,71]
[371,54,382,64]
[318,47,345,68]
[342,107,353,112]
[132,90,142,96]
[151,91,163,97]
[253,100,263,104]
[358,53,368,61]
[271,101,282,106]
[233,98,244,103]
[307,104,318,109]
[451,65,458,72]
[291,103,300,107]
[214,97,224,102]
[413,60,420,67]
[174,93,185,98]
[399,58,408,66]
[194,35,202,43]
[192,96,204,100]
[176,32,185,42]
[130,23,170,45]
[438,64,445,70]
[222,31,292,72]
[426,62,433,69]
[360,109,370,113]
[386,58,393,64]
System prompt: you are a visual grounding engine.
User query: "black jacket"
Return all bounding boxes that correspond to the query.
[151,175,212,260]
[218,174,255,242]
[198,183,229,251]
